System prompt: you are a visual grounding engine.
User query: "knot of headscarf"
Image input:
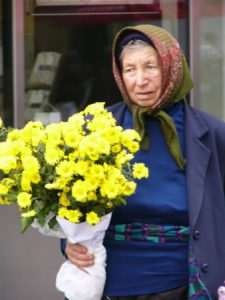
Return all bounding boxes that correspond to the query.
[131,104,186,171]
[112,24,194,171]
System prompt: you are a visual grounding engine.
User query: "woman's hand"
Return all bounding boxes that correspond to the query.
[65,242,95,268]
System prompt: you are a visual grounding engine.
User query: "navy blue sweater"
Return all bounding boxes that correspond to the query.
[103,101,189,296]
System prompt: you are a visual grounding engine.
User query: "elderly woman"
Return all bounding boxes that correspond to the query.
[62,24,225,300]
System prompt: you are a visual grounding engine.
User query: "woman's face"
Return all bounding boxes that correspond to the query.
[121,46,162,107]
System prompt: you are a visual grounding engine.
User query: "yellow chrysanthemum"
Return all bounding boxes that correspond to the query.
[87,191,97,201]
[19,145,32,157]
[79,134,110,160]
[86,211,100,225]
[20,121,44,146]
[73,160,90,177]
[2,178,15,188]
[17,192,32,208]
[30,172,41,184]
[121,129,141,145]
[21,173,32,192]
[68,150,79,162]
[56,160,76,178]
[0,183,9,194]
[21,169,40,187]
[66,209,83,223]
[31,129,46,147]
[10,140,26,156]
[22,155,40,173]
[79,142,98,161]
[0,155,17,173]
[85,176,101,190]
[132,163,149,179]
[7,129,21,141]
[45,123,63,146]
[63,131,83,148]
[97,136,111,155]
[100,179,119,199]
[23,121,43,131]
[83,102,105,115]
[121,181,137,196]
[19,128,33,144]
[115,151,134,168]
[67,114,85,133]
[72,180,90,202]
[127,141,140,153]
[59,192,71,207]
[111,144,121,153]
[21,210,37,218]
[0,140,16,156]
[101,126,122,145]
[58,207,68,219]
[44,147,64,165]
[87,115,116,132]
[45,175,71,190]
[87,164,105,180]
[0,197,12,205]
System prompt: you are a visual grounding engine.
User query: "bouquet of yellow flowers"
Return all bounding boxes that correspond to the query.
[0,102,149,300]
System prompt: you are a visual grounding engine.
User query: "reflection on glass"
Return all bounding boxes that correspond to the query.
[199,0,225,120]
[0,1,3,120]
[24,0,188,124]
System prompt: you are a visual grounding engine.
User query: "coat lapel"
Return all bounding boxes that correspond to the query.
[185,103,211,228]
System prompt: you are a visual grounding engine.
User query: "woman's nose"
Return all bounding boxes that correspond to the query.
[136,70,148,86]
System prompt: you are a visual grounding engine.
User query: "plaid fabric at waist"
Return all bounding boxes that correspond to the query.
[105,223,212,299]
[105,223,189,243]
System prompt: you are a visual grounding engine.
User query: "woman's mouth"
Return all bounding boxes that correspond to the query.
[136,92,154,100]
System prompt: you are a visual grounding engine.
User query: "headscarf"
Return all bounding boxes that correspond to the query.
[112,24,194,170]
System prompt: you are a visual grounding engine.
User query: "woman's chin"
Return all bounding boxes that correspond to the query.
[133,99,158,107]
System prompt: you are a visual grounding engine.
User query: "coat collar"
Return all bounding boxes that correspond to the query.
[184,102,211,228]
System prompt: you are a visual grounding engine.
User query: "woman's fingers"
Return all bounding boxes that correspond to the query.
[65,242,94,268]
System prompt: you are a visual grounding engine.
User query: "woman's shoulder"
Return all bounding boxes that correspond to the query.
[106,101,126,112]
[106,101,127,124]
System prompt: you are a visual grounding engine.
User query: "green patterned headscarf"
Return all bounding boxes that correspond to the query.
[112,24,194,170]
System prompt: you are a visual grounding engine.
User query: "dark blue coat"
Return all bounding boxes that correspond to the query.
[108,101,225,299]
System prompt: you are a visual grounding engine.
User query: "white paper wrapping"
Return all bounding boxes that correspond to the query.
[31,213,66,238]
[55,213,112,300]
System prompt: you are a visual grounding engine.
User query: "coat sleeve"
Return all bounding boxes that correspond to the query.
[60,238,67,258]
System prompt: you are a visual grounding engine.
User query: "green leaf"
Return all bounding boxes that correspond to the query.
[21,217,34,233]
[37,213,46,227]
[48,216,57,229]
[4,193,17,203]
[93,205,106,216]
[50,203,58,211]
[35,201,45,212]
[113,197,127,206]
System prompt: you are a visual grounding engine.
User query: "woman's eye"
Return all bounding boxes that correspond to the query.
[147,65,157,69]
[124,68,134,73]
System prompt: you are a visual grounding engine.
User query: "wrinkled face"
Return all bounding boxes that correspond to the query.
[121,46,162,107]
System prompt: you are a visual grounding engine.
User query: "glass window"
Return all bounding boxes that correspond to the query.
[191,0,225,120]
[1,0,14,127]
[0,0,3,120]
[24,0,189,124]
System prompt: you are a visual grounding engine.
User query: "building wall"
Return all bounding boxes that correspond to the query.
[0,206,64,300]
